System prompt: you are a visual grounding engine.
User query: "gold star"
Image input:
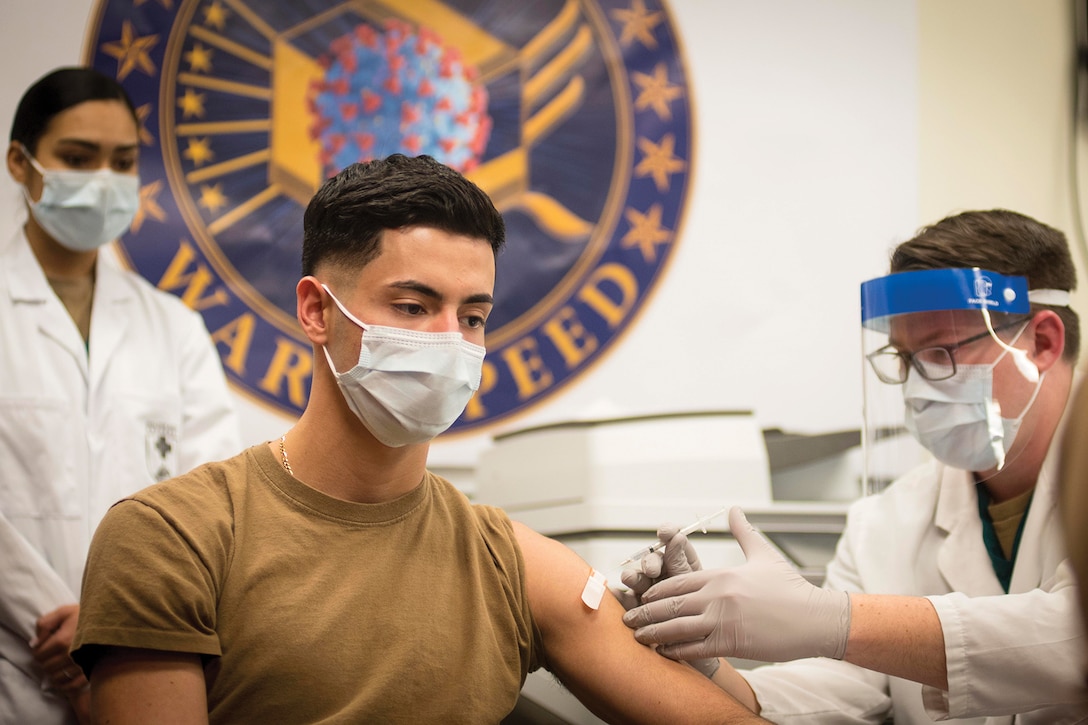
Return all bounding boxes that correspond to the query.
[632,63,683,121]
[185,43,214,74]
[131,180,167,233]
[177,88,206,119]
[199,184,228,214]
[134,104,155,146]
[611,0,663,49]
[101,20,159,81]
[621,203,671,264]
[635,133,686,192]
[184,137,215,167]
[203,1,230,31]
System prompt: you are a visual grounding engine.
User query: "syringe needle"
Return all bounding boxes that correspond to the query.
[619,506,730,567]
[676,506,730,538]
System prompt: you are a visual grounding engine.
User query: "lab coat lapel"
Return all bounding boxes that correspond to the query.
[933,464,1005,596]
[1010,465,1054,593]
[1009,395,1075,593]
[3,230,89,383]
[87,257,132,393]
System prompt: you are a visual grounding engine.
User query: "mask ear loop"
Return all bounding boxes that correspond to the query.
[16,144,46,208]
[321,283,370,330]
[979,308,1039,383]
[18,144,46,175]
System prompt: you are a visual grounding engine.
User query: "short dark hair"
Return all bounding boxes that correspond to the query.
[301,154,505,277]
[890,209,1080,360]
[10,67,137,154]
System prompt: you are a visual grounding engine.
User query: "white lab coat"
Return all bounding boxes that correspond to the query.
[744,432,1088,725]
[0,230,240,723]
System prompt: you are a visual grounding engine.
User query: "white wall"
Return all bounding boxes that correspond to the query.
[0,0,1079,489]
[917,1,1086,316]
[442,0,919,471]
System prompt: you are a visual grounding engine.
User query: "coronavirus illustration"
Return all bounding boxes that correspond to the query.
[308,19,491,175]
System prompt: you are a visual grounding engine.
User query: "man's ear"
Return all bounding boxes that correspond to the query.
[296,276,329,345]
[1029,309,1065,372]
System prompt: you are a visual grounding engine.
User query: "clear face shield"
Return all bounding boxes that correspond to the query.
[860,268,1062,494]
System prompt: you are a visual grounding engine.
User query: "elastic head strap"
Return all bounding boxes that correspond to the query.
[1027,288,1071,307]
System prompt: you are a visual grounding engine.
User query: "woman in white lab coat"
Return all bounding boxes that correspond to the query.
[622,211,1088,724]
[0,67,240,724]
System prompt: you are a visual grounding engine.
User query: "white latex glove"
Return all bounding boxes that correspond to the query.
[612,523,704,609]
[611,524,720,678]
[622,506,851,663]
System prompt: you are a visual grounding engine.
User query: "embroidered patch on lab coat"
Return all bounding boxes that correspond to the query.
[145,422,178,482]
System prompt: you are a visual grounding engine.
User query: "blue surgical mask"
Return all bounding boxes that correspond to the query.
[20,146,140,252]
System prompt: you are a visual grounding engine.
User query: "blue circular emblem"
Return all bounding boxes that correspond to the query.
[84,0,694,436]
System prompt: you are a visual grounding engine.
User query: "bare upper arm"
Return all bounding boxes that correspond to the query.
[90,647,208,725]
[512,521,767,724]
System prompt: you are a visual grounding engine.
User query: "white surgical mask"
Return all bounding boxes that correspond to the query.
[903,340,1043,472]
[320,284,485,447]
[20,146,140,252]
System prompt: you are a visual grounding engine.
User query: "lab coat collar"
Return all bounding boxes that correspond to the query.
[3,229,88,375]
[3,229,135,385]
[3,228,52,304]
[3,229,134,306]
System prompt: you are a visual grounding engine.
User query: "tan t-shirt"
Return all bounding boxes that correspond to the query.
[73,444,544,723]
[988,486,1034,560]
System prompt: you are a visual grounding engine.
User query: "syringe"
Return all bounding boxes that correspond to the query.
[619,506,731,567]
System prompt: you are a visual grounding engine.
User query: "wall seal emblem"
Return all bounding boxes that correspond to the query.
[85,0,694,435]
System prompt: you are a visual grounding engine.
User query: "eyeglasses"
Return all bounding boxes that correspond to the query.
[866,317,1030,384]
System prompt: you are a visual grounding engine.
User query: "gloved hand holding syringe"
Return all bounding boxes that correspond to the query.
[613,506,731,680]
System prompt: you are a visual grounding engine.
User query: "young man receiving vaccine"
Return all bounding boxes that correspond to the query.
[70,154,766,724]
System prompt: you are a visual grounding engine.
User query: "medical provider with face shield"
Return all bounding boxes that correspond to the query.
[0,67,239,724]
[621,210,1088,724]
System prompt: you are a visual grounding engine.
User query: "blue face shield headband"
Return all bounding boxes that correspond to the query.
[861,268,1069,383]
[862,268,1032,330]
